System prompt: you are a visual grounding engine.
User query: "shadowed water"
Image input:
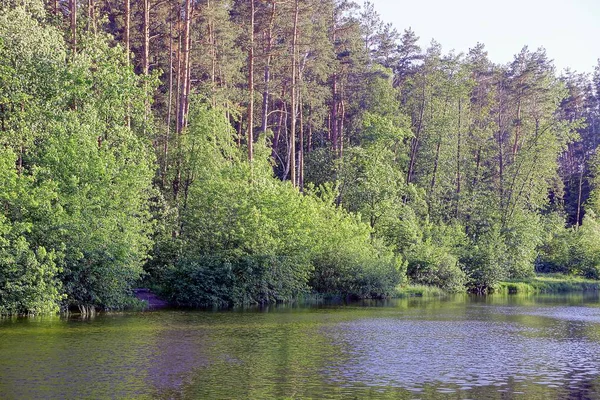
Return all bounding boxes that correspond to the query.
[2,294,600,399]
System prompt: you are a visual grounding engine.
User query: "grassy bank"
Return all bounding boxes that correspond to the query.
[498,274,600,294]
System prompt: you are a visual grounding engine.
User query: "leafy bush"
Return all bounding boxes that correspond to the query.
[398,220,467,292]
[503,212,541,279]
[306,190,404,298]
[537,212,600,280]
[155,104,403,306]
[536,213,573,274]
[165,255,309,307]
[462,212,540,292]
[569,213,600,279]
[0,149,63,315]
[406,242,466,292]
[461,226,509,293]
[0,232,62,315]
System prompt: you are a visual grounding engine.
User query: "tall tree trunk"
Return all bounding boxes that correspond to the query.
[164,14,174,188]
[207,0,216,102]
[307,105,312,153]
[299,93,304,190]
[330,8,338,155]
[174,13,182,133]
[472,146,481,188]
[124,0,131,128]
[497,102,505,214]
[430,94,450,194]
[339,91,345,157]
[498,134,504,193]
[289,0,299,185]
[184,30,192,120]
[174,0,191,200]
[237,117,243,147]
[70,0,77,53]
[177,0,192,134]
[124,0,130,62]
[331,72,338,154]
[272,95,285,162]
[455,97,462,218]
[142,0,152,133]
[261,0,276,134]
[247,0,255,162]
[87,0,96,33]
[576,157,585,228]
[407,84,426,184]
[512,97,522,160]
[430,138,441,193]
[143,0,150,76]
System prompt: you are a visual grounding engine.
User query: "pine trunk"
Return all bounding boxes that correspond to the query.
[177,0,192,134]
[124,0,130,62]
[261,1,276,134]
[143,0,150,75]
[70,0,77,53]
[289,0,299,185]
[247,0,255,162]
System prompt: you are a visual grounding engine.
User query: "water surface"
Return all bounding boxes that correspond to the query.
[2,294,600,399]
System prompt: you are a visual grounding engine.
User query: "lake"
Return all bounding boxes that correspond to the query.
[2,294,600,399]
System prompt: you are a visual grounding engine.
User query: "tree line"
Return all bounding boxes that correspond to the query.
[1,0,599,314]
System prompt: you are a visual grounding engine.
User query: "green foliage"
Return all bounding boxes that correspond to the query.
[561,152,600,279]
[0,234,61,315]
[36,111,154,309]
[0,5,67,153]
[0,149,63,315]
[165,255,308,307]
[304,147,337,188]
[536,213,574,274]
[503,212,541,279]
[461,214,539,292]
[496,281,538,295]
[305,187,404,298]
[0,6,155,312]
[536,212,600,280]
[538,149,600,281]
[403,222,467,292]
[461,226,509,293]
[336,138,468,293]
[337,144,405,232]
[156,104,403,306]
[568,213,600,279]
[360,111,408,144]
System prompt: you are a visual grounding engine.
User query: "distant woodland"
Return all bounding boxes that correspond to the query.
[1,0,600,314]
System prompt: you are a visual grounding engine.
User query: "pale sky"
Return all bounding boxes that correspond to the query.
[371,0,600,74]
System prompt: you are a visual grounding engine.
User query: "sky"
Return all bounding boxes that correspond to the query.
[370,0,600,74]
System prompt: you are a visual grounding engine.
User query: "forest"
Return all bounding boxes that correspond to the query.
[0,0,599,315]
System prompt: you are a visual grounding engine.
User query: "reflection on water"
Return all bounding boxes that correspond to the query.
[323,319,600,396]
[2,295,600,399]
